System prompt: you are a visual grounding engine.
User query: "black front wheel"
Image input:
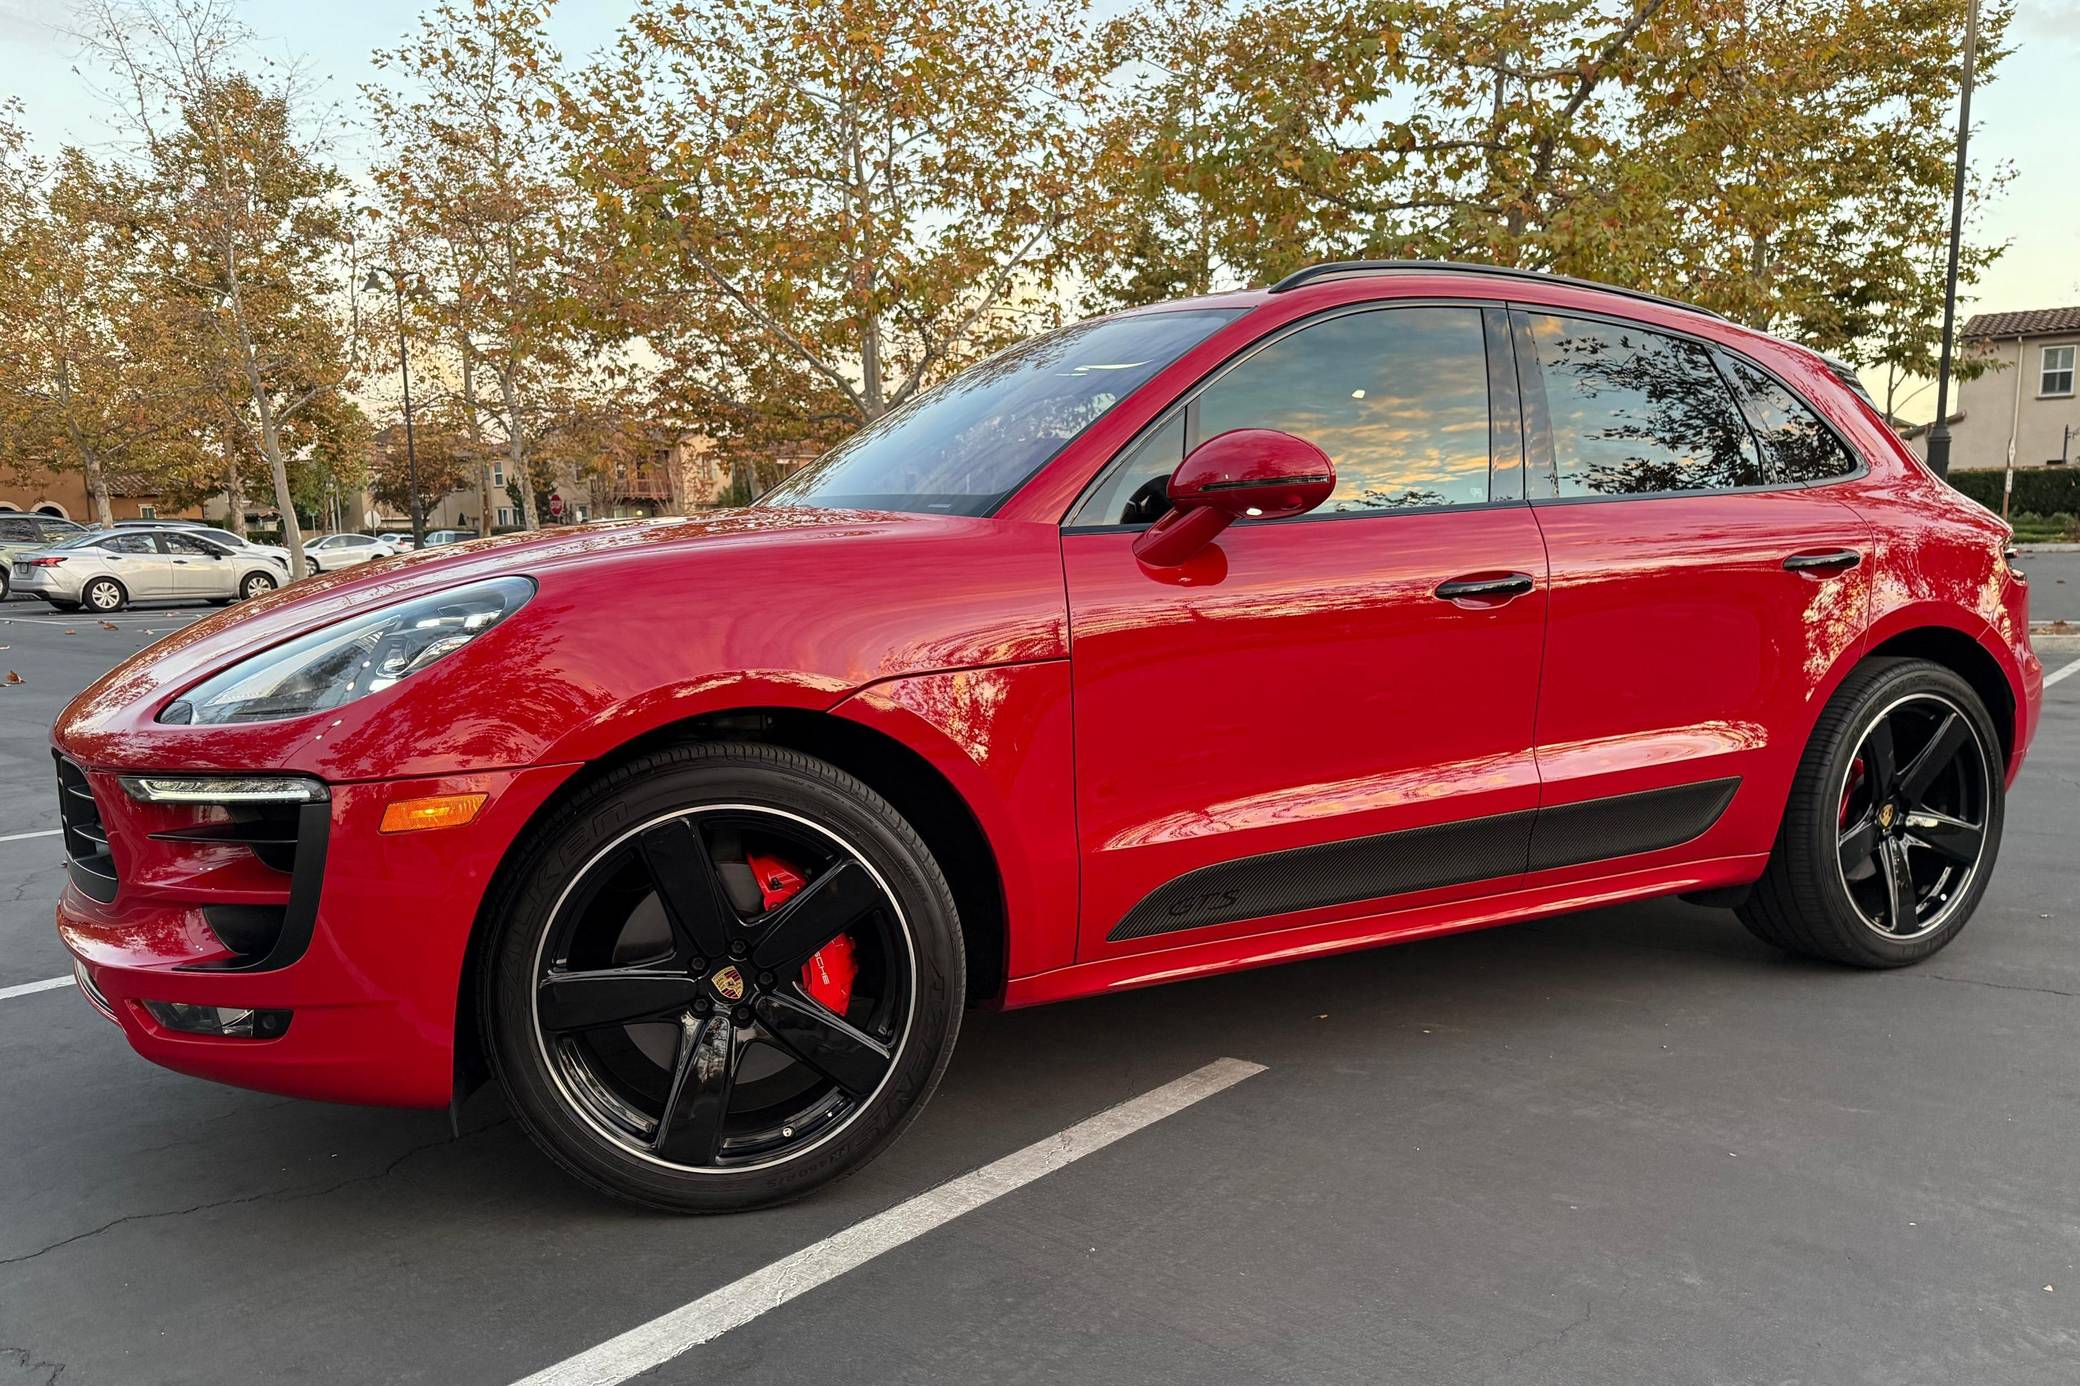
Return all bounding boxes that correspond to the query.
[1740,658,2003,967]
[239,571,276,600]
[483,742,964,1212]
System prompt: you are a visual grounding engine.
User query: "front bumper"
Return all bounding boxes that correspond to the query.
[54,760,578,1106]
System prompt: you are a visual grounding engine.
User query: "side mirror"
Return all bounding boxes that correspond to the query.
[1131,429,1335,567]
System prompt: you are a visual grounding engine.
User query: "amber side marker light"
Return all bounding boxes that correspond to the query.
[379,793,488,835]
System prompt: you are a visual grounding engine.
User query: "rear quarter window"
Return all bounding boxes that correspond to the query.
[1723,358,1861,483]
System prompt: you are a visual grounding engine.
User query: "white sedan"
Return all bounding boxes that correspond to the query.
[304,533,397,572]
[13,530,282,612]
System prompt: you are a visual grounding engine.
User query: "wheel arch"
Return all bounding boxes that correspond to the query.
[1862,623,2017,770]
[83,574,128,608]
[451,703,1012,1109]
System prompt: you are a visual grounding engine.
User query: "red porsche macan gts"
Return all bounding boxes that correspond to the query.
[52,262,2043,1210]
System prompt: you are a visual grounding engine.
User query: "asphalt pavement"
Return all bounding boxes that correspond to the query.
[2,598,2077,1385]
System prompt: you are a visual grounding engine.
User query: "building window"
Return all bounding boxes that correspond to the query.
[2044,345,2076,397]
[492,465,506,487]
[138,505,156,519]
[496,507,512,527]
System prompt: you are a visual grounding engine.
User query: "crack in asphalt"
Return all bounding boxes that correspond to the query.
[0,1120,510,1268]
[1907,972,2080,1000]
[0,1344,64,1386]
[1482,1297,1593,1381]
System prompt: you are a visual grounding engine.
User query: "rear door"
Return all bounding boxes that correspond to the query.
[1514,307,1873,871]
[1063,303,1551,959]
[97,533,175,599]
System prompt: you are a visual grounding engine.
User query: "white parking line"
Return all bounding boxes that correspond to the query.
[2045,656,2080,691]
[0,975,73,1002]
[0,828,61,845]
[512,1056,1268,1386]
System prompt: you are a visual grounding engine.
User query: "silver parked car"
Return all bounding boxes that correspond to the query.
[12,529,283,612]
[304,532,396,571]
[106,520,294,571]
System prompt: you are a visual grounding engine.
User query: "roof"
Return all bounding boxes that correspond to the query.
[1962,307,2080,339]
[1267,260,1726,321]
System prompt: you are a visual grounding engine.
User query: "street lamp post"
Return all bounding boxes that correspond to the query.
[364,267,424,547]
[1924,0,1981,482]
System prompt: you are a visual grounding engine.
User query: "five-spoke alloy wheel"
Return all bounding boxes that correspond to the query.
[484,742,964,1212]
[1741,658,2004,967]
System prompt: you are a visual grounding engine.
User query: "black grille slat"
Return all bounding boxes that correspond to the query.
[54,755,119,903]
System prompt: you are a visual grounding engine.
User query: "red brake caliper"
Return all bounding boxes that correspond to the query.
[746,851,858,1015]
[1840,756,1866,826]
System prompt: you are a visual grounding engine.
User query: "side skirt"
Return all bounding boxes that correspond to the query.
[1108,777,1739,944]
[1005,850,1772,1010]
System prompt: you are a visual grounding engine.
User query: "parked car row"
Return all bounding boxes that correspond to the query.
[1,515,423,611]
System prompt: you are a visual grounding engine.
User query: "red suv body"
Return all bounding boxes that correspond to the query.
[51,263,2042,1209]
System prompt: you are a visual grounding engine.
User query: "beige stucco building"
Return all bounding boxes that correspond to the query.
[1905,307,2080,473]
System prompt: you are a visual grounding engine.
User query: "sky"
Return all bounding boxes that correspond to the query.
[2,0,2077,423]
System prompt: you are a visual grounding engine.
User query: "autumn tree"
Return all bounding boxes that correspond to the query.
[0,128,208,521]
[1097,0,2010,375]
[81,0,361,574]
[367,0,601,534]
[563,0,1112,466]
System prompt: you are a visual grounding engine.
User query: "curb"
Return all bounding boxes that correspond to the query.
[2015,543,2080,554]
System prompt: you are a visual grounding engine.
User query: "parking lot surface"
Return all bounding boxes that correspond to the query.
[2,601,2077,1385]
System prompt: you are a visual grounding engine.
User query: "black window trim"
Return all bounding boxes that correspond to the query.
[1061,296,1529,533]
[1508,301,1869,506]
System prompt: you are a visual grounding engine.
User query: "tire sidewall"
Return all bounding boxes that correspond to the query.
[85,579,124,612]
[483,745,964,1212]
[1800,661,2004,965]
[242,573,275,600]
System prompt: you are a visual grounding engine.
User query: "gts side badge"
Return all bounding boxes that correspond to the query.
[1167,890,1241,920]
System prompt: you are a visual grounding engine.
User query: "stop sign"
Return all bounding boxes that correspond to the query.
[548,493,563,519]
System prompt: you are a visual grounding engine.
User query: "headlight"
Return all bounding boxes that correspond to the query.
[159,576,534,725]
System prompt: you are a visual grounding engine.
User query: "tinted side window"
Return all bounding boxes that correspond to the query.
[1525,313,1762,497]
[1197,307,1493,513]
[101,534,153,555]
[0,518,31,540]
[1724,359,1858,483]
[161,533,219,555]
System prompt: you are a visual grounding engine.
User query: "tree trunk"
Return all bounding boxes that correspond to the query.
[224,453,246,535]
[77,444,115,526]
[497,368,539,529]
[460,343,494,536]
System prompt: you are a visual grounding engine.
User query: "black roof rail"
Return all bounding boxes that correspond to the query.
[1265,259,1727,321]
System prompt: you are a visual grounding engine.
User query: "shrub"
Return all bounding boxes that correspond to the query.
[1947,468,2080,518]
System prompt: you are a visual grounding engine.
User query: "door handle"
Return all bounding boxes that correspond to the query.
[1435,572,1535,604]
[1782,548,1861,574]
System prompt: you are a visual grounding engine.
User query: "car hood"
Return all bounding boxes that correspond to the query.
[53,506,1070,779]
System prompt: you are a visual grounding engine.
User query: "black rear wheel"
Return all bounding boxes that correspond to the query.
[1739,658,2002,967]
[484,742,963,1212]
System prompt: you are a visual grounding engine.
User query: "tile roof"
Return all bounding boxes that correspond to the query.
[1962,307,2080,338]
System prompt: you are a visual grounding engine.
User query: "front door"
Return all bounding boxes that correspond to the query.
[159,532,236,600]
[1064,303,1550,959]
[1512,307,1874,871]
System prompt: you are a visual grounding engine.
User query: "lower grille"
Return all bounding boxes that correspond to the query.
[55,755,119,903]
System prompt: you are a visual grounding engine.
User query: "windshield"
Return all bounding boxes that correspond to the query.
[759,309,1241,516]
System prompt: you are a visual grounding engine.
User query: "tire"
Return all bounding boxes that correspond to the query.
[0,567,9,601]
[483,741,964,1212]
[239,571,276,600]
[1739,658,2003,968]
[82,577,126,613]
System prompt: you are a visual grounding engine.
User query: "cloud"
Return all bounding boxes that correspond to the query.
[2015,0,2080,45]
